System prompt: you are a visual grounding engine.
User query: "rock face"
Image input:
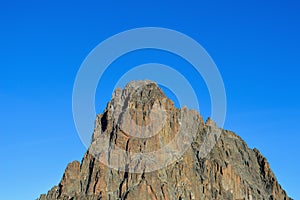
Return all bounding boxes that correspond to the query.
[39,80,291,200]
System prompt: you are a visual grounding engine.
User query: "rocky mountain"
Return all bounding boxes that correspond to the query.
[39,80,291,200]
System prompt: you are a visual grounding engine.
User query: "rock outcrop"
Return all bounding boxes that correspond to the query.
[39,80,291,200]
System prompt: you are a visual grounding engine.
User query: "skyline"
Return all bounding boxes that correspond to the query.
[0,1,299,199]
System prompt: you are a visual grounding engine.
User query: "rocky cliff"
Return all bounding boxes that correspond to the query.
[39,80,291,200]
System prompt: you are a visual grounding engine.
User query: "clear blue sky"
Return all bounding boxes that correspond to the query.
[0,1,299,199]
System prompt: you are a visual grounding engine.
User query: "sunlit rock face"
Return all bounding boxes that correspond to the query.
[39,80,291,200]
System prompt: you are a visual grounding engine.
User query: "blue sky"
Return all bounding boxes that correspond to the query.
[0,0,299,199]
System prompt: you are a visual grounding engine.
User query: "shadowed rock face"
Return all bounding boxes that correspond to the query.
[39,80,291,200]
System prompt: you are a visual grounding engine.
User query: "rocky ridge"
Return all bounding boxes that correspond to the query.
[39,80,291,200]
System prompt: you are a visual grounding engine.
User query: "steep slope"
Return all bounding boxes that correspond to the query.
[39,80,291,200]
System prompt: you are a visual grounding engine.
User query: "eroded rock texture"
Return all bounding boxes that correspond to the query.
[39,81,291,200]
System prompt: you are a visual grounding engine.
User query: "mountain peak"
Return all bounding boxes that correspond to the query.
[112,80,167,107]
[39,80,291,200]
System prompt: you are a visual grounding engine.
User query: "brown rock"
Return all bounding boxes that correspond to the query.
[39,80,292,200]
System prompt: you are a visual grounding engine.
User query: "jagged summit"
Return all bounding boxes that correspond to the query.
[111,80,172,115]
[113,80,165,97]
[112,80,166,101]
[39,80,291,200]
